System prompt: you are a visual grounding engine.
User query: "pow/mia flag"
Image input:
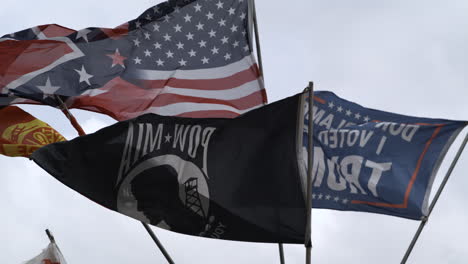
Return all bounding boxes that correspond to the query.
[32,94,307,243]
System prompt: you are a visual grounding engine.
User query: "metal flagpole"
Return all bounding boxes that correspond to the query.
[45,229,56,244]
[54,95,176,264]
[45,228,68,262]
[142,222,175,264]
[305,82,315,264]
[278,243,285,264]
[251,0,265,77]
[401,132,468,264]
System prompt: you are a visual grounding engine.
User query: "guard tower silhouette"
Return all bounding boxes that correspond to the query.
[184,177,206,218]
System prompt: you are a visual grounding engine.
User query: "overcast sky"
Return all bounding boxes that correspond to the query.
[1,0,468,263]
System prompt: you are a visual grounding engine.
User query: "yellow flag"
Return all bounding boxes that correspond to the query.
[0,106,65,157]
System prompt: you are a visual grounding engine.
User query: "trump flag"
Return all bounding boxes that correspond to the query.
[299,91,467,220]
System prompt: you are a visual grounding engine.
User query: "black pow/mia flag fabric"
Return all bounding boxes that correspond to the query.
[32,93,306,243]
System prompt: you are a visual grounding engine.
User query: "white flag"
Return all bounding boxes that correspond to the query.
[24,242,67,264]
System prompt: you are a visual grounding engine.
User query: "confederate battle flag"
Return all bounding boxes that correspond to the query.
[0,0,266,121]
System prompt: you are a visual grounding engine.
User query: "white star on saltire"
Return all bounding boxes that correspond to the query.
[76,29,92,42]
[74,65,93,85]
[165,134,172,143]
[37,77,60,99]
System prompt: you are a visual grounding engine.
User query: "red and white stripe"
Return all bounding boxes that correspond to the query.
[69,54,267,120]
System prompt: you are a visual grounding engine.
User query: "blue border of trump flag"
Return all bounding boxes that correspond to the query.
[298,91,467,220]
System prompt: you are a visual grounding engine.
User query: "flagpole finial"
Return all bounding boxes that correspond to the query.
[45,229,55,244]
[304,82,314,92]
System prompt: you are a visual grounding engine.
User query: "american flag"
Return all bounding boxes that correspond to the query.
[0,0,266,120]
